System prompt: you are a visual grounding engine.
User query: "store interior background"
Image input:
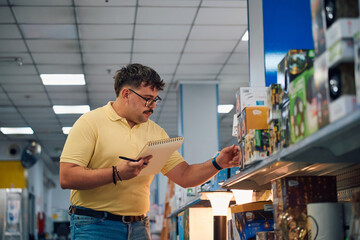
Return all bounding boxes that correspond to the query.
[0,0,253,238]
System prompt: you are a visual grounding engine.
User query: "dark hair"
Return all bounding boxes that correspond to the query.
[113,63,165,96]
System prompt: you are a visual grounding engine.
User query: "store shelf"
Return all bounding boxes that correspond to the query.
[168,196,211,218]
[222,110,360,191]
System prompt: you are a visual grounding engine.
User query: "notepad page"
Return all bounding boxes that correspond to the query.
[137,137,183,175]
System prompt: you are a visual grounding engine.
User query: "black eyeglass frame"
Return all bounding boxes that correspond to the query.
[128,89,162,107]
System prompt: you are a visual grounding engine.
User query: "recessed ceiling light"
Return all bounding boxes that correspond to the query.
[241,30,249,41]
[0,127,34,134]
[218,104,234,114]
[53,105,90,114]
[62,127,72,134]
[40,74,85,85]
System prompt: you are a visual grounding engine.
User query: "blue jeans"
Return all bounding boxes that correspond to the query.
[70,213,151,240]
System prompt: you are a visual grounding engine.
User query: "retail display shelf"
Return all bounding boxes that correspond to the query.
[168,196,211,218]
[222,109,360,191]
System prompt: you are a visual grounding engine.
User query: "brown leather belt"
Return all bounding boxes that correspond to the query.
[69,206,145,223]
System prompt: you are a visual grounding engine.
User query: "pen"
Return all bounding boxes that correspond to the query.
[118,156,139,162]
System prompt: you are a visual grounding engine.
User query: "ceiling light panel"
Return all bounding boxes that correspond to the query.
[53,105,90,114]
[40,74,85,85]
[218,104,234,113]
[0,127,34,134]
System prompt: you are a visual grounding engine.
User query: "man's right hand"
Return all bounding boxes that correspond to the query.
[116,155,152,180]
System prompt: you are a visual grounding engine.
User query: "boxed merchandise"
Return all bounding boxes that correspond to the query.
[237,87,269,113]
[269,120,281,155]
[244,130,270,167]
[328,62,357,122]
[323,0,359,29]
[288,49,318,144]
[267,84,282,123]
[327,39,355,68]
[325,18,359,50]
[280,101,291,149]
[256,231,281,240]
[239,106,269,140]
[310,0,327,56]
[239,140,245,170]
[231,201,274,240]
[272,176,337,239]
[237,114,243,144]
[233,114,239,138]
[210,168,228,191]
[313,54,331,128]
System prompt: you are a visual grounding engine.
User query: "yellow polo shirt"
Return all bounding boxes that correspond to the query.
[60,101,184,215]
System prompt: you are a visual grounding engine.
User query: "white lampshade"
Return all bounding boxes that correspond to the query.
[231,189,253,205]
[201,191,233,216]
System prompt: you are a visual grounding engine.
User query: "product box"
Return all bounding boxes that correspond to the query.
[237,114,243,144]
[267,84,282,123]
[280,101,291,149]
[269,120,281,156]
[310,0,327,57]
[240,106,269,140]
[325,18,359,49]
[233,114,239,138]
[210,168,229,191]
[256,231,281,240]
[327,39,355,68]
[178,211,185,240]
[328,62,357,122]
[323,0,359,29]
[237,87,269,113]
[288,50,318,144]
[239,140,245,170]
[231,201,274,240]
[272,176,337,238]
[244,130,269,167]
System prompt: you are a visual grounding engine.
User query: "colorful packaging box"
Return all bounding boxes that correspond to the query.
[310,0,327,57]
[237,87,269,113]
[239,140,245,170]
[267,84,282,123]
[240,106,269,140]
[269,120,281,155]
[231,201,274,240]
[244,130,269,167]
[272,176,337,239]
[210,168,229,191]
[280,101,291,148]
[288,49,318,144]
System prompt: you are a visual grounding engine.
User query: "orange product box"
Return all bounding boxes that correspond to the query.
[240,106,269,139]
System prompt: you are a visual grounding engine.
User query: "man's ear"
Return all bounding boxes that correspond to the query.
[120,88,130,100]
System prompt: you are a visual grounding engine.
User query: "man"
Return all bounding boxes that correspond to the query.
[60,63,239,240]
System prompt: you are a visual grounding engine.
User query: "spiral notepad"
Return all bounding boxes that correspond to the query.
[137,137,183,175]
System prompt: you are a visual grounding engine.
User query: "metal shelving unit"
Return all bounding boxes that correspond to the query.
[222,110,360,191]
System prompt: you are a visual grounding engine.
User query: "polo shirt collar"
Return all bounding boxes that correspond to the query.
[105,101,125,122]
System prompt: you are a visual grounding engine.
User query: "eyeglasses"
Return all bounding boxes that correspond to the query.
[129,89,162,107]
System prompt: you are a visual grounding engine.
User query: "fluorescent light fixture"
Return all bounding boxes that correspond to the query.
[53,105,90,114]
[218,104,234,113]
[40,74,85,85]
[62,127,72,134]
[241,30,249,41]
[0,127,34,134]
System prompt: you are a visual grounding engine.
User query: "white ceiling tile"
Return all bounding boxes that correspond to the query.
[133,40,184,53]
[0,40,27,52]
[135,25,190,40]
[195,8,247,25]
[76,0,136,7]
[50,92,88,105]
[176,64,222,75]
[184,40,237,53]
[11,0,72,6]
[32,53,82,64]
[87,83,113,91]
[141,64,176,76]
[84,64,123,75]
[0,106,17,114]
[0,25,22,39]
[137,7,197,24]
[81,40,132,52]
[227,52,248,65]
[180,53,228,64]
[221,64,249,75]
[20,24,77,39]
[235,40,248,53]
[37,64,83,74]
[14,7,75,24]
[190,25,246,40]
[202,0,247,8]
[19,106,55,116]
[77,7,135,24]
[0,75,41,84]
[78,25,133,39]
[2,83,43,92]
[0,65,37,75]
[139,0,200,7]
[45,85,87,93]
[8,92,50,106]
[83,53,131,64]
[27,40,80,53]
[85,75,113,84]
[0,7,15,23]
[132,53,180,65]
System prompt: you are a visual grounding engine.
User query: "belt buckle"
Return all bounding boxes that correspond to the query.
[122,215,132,223]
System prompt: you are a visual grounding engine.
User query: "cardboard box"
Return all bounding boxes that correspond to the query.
[328,62,357,122]
[231,201,274,240]
[289,66,318,144]
[237,87,269,113]
[325,18,359,48]
[272,176,337,237]
[327,39,355,68]
[240,106,269,140]
[323,0,359,29]
[313,53,331,129]
[244,130,269,166]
